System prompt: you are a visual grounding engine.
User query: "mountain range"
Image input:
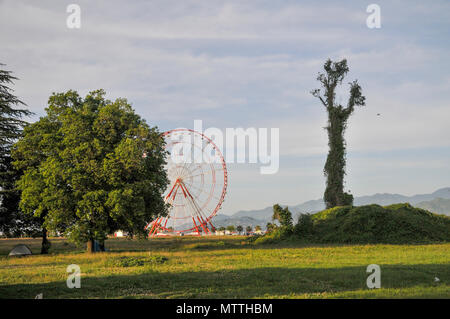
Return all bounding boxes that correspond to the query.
[415,197,450,215]
[211,187,450,230]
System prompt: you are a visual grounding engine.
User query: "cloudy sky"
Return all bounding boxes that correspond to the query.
[1,0,450,215]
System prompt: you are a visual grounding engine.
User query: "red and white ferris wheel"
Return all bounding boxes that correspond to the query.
[146,129,228,236]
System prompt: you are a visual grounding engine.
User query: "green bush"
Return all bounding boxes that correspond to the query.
[246,234,263,243]
[253,226,293,245]
[293,213,314,238]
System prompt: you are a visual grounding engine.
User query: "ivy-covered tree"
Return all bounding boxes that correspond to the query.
[311,59,365,208]
[13,90,169,252]
[0,63,33,238]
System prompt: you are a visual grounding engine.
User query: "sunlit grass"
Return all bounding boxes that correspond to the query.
[0,237,448,298]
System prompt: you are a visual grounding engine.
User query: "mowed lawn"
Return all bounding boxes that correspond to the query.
[0,236,449,299]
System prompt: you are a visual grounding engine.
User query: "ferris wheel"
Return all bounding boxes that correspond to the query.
[146,128,228,235]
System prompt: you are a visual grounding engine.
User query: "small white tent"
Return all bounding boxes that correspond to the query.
[8,244,32,256]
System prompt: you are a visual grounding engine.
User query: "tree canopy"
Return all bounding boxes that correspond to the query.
[12,90,169,251]
[272,204,293,228]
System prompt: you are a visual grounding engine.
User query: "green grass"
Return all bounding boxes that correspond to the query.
[0,236,449,298]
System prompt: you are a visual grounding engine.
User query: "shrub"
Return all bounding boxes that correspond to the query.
[246,234,262,243]
[293,213,314,238]
[253,226,293,245]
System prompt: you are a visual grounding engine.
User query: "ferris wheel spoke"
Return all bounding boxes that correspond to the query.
[168,154,192,179]
[179,148,214,179]
[181,167,219,180]
[179,165,203,180]
[182,187,210,231]
[178,162,198,181]
[182,178,204,199]
[178,140,218,178]
[183,181,221,203]
[166,162,184,181]
[170,198,181,230]
[175,142,204,179]
[179,189,203,232]
[176,164,188,180]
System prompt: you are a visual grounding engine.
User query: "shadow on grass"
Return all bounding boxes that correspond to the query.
[105,237,370,253]
[1,263,448,299]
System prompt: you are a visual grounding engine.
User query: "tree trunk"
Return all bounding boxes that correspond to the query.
[324,111,346,208]
[99,240,105,252]
[86,239,94,253]
[40,228,50,254]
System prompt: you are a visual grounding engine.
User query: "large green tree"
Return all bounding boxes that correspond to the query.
[311,59,365,208]
[0,64,33,237]
[13,90,169,252]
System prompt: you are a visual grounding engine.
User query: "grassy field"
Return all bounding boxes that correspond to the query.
[0,236,449,299]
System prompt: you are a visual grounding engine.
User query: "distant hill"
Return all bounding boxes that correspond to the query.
[354,187,450,206]
[222,187,450,227]
[255,203,450,244]
[415,198,450,216]
[232,207,274,220]
[212,215,266,229]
